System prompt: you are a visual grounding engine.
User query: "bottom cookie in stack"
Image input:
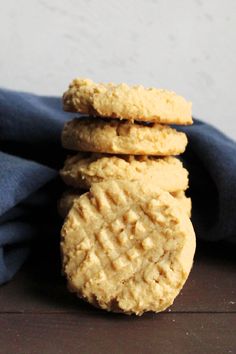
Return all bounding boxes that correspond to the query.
[61,180,196,315]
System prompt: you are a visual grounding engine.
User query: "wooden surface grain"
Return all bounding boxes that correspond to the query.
[0,240,235,354]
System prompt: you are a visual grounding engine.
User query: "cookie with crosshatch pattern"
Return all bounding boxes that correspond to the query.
[61,180,195,315]
[58,188,191,219]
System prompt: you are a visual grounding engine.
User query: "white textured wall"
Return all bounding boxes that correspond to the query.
[1,0,236,138]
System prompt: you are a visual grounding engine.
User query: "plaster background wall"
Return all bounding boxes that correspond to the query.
[1,0,235,138]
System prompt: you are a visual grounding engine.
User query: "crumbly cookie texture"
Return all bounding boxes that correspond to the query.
[63,78,192,125]
[58,188,191,219]
[60,152,189,192]
[61,180,196,315]
[62,118,188,156]
[171,191,192,217]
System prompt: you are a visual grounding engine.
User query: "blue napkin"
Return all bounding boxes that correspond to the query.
[0,88,236,284]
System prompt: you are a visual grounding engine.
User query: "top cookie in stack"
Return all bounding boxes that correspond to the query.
[63,78,192,124]
[59,78,195,316]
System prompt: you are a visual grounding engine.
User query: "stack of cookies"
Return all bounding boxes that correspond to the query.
[59,78,196,315]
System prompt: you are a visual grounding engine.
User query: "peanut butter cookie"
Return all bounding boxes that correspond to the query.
[60,153,189,191]
[61,180,196,314]
[63,78,192,125]
[59,188,191,218]
[62,118,188,156]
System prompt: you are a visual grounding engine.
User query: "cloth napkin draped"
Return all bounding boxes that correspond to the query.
[0,88,236,285]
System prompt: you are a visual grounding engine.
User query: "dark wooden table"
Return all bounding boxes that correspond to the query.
[0,240,235,354]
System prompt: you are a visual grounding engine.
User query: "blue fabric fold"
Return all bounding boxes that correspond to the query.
[0,88,236,284]
[179,121,236,243]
